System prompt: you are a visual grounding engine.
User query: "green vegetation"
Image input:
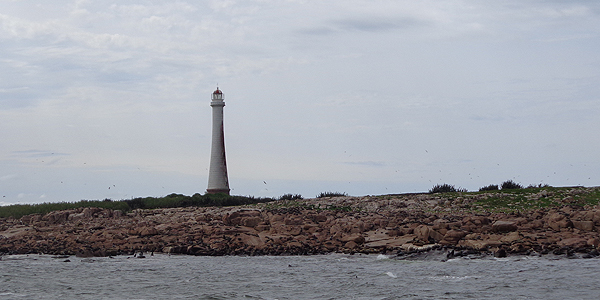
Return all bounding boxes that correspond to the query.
[278,194,303,201]
[429,184,467,194]
[3,184,599,220]
[316,192,348,198]
[424,182,600,213]
[501,180,523,190]
[261,199,355,212]
[0,199,129,219]
[0,193,274,219]
[468,186,600,213]
[479,184,499,192]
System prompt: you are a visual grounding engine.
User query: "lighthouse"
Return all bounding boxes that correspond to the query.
[206,87,230,195]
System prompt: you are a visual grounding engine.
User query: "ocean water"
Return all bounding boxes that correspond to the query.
[1,253,599,300]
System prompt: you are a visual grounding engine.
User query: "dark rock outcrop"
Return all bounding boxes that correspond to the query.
[2,189,600,257]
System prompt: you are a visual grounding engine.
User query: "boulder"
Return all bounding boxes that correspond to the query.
[311,214,328,223]
[494,248,507,258]
[500,231,521,243]
[546,213,573,231]
[458,239,500,250]
[139,227,159,236]
[242,217,262,228]
[414,225,430,242]
[558,237,587,248]
[492,221,518,233]
[82,207,102,218]
[572,220,594,232]
[340,234,365,244]
[237,234,263,247]
[344,241,358,249]
[284,217,304,226]
[43,211,70,224]
[440,230,466,245]
[429,230,444,242]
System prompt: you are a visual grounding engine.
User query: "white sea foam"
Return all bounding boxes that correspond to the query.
[376,254,390,260]
[385,271,397,278]
[427,275,471,282]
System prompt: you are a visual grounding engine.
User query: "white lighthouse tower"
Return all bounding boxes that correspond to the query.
[206,87,230,195]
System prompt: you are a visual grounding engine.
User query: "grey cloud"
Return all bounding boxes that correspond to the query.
[296,16,429,37]
[296,26,337,36]
[342,161,386,167]
[334,17,426,32]
[11,150,70,158]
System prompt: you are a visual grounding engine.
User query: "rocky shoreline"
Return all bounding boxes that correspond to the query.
[2,187,600,259]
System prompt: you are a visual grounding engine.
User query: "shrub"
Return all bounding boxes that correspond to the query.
[479,184,499,192]
[501,180,523,190]
[317,191,348,198]
[0,194,275,219]
[526,183,551,189]
[278,194,303,201]
[429,184,467,194]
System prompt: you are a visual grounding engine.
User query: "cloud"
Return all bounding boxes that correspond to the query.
[297,16,429,36]
[335,17,427,32]
[11,150,70,158]
[342,161,386,167]
[0,174,18,181]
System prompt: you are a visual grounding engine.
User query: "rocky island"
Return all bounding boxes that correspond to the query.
[1,186,600,258]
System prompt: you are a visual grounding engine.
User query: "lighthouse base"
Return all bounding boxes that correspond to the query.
[206,188,230,195]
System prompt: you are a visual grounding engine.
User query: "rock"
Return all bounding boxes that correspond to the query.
[492,221,518,233]
[572,220,594,232]
[470,216,491,226]
[68,213,85,221]
[429,229,444,242]
[500,232,521,243]
[139,227,159,236]
[242,217,262,228]
[494,248,507,258]
[341,234,365,244]
[558,238,587,248]
[284,217,304,226]
[287,226,302,236]
[440,230,466,245]
[311,214,328,223]
[237,234,263,247]
[2,187,600,257]
[255,225,270,232]
[43,211,70,224]
[546,213,573,231]
[458,239,501,250]
[82,207,102,218]
[592,210,600,224]
[414,225,430,242]
[344,241,358,249]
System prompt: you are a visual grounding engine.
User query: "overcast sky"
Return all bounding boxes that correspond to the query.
[1,0,599,205]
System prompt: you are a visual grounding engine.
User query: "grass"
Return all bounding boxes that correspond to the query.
[0,200,129,219]
[2,186,599,219]
[0,193,274,219]
[316,192,348,198]
[261,199,355,212]
[466,186,600,213]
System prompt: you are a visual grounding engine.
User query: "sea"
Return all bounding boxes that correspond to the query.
[1,253,599,300]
